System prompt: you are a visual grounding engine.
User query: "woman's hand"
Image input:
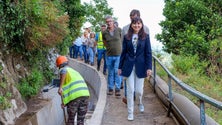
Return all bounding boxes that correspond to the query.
[118,69,122,75]
[146,69,152,77]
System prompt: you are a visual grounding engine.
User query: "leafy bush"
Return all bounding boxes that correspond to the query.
[1,0,70,54]
[0,82,12,110]
[0,94,12,110]
[18,68,43,99]
[207,37,222,76]
[56,35,72,55]
[24,0,69,51]
[42,62,54,83]
[27,49,55,83]
[0,1,29,52]
[156,0,222,81]
[171,54,207,75]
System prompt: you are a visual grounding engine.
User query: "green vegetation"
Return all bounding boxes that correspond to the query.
[0,94,12,110]
[156,0,222,76]
[171,54,207,75]
[0,65,2,73]
[0,0,113,103]
[156,1,222,123]
[0,82,12,110]
[63,0,85,37]
[83,0,113,32]
[155,53,222,124]
[28,50,54,83]
[168,54,222,101]
[17,68,43,99]
[1,0,69,53]
[0,65,12,109]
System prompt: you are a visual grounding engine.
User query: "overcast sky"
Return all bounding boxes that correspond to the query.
[81,0,165,50]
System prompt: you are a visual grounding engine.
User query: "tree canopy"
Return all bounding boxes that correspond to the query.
[0,0,70,53]
[0,0,114,100]
[83,0,113,32]
[0,0,113,53]
[156,0,222,75]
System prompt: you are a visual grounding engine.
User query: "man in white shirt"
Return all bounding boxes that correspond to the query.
[73,36,83,59]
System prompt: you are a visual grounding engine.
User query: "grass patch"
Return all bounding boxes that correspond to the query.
[155,53,222,124]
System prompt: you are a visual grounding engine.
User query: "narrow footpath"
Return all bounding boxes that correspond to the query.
[90,59,177,125]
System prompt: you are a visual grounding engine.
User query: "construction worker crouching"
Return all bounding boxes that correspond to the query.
[56,56,90,125]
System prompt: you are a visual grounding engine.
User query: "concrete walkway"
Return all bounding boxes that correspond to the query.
[101,80,177,125]
[86,59,177,125]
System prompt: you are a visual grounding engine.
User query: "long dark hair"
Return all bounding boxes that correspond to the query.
[126,17,147,41]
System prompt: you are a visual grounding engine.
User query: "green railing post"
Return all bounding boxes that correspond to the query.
[200,99,206,125]
[167,75,172,116]
[152,55,222,125]
[153,59,156,93]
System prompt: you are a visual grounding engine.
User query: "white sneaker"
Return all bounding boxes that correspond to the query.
[139,104,144,113]
[127,113,134,121]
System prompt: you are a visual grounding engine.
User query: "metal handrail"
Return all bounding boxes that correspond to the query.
[152,55,222,125]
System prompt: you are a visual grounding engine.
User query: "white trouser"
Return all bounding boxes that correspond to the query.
[126,66,144,114]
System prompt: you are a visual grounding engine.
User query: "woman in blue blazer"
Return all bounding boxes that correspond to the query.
[118,17,152,121]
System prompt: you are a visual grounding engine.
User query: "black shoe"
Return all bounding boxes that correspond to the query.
[120,82,123,89]
[97,66,100,71]
[107,89,113,95]
[103,71,107,75]
[115,90,121,97]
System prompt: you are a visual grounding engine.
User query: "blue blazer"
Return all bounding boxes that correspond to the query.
[118,35,152,78]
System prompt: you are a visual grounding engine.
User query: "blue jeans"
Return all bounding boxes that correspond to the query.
[97,49,106,73]
[88,47,94,64]
[79,45,83,59]
[82,45,88,62]
[74,45,82,59]
[106,56,121,91]
[69,45,75,58]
